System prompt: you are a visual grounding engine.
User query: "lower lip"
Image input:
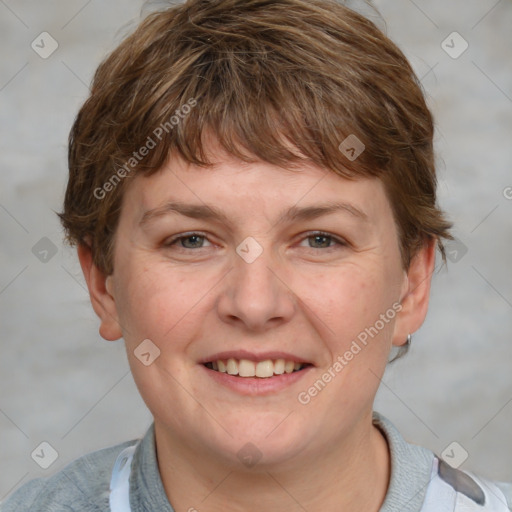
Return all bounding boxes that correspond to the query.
[201,364,313,395]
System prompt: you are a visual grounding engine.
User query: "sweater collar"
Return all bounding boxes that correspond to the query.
[373,411,434,512]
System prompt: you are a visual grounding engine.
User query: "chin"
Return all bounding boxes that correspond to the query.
[205,414,313,469]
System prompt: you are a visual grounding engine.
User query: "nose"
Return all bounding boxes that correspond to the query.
[216,244,296,332]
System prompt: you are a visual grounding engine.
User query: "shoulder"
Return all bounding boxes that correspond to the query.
[496,482,512,511]
[372,412,512,512]
[421,456,512,512]
[0,439,137,512]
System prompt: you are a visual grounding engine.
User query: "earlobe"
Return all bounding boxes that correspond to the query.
[77,243,123,341]
[392,238,437,346]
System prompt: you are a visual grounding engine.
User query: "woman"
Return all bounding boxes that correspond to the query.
[3,0,511,510]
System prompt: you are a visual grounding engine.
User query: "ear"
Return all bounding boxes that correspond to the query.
[77,242,123,341]
[392,238,437,346]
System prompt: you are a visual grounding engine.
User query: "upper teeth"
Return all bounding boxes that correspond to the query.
[210,358,303,378]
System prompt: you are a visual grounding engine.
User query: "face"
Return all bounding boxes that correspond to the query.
[90,144,433,469]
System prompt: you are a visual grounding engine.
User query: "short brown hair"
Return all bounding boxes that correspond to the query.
[59,0,452,277]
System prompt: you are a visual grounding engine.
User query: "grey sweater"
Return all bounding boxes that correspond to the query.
[2,411,511,511]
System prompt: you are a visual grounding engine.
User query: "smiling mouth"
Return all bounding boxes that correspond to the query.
[204,358,311,378]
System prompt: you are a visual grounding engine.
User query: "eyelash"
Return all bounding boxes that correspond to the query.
[163,231,347,251]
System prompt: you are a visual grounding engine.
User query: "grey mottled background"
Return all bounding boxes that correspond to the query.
[1,0,511,501]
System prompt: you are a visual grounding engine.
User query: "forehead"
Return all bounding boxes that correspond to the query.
[120,150,393,231]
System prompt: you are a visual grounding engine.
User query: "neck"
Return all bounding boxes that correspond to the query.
[153,412,390,512]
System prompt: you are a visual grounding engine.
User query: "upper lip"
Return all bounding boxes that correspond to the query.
[198,349,312,365]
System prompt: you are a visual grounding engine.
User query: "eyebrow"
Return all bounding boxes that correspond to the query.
[139,200,368,228]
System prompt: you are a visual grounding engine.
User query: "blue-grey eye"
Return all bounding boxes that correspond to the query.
[308,234,333,248]
[180,234,205,248]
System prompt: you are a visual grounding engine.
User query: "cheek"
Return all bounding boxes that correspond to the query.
[297,263,392,338]
[294,265,400,411]
[115,261,211,346]
[116,264,211,417]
